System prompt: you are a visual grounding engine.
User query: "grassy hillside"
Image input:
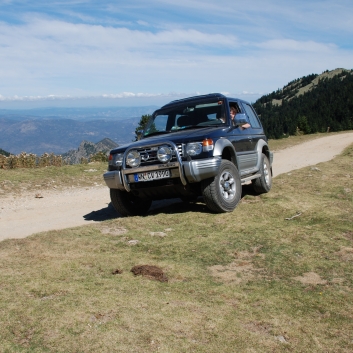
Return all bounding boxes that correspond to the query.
[253,68,353,138]
[0,136,352,352]
[0,148,10,156]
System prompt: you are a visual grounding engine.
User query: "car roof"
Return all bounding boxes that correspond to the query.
[161,93,250,109]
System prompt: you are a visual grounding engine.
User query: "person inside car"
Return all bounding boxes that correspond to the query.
[230,106,251,129]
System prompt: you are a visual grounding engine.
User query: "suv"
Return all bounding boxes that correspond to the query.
[104,93,273,216]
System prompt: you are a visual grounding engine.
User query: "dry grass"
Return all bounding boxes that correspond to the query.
[0,161,107,196]
[0,151,108,170]
[0,140,353,352]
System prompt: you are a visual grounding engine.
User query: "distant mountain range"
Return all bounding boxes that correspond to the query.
[0,116,141,155]
[0,106,160,155]
[0,106,158,121]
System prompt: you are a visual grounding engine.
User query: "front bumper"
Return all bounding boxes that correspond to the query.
[103,156,222,191]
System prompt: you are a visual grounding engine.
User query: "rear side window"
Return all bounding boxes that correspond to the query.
[242,103,261,128]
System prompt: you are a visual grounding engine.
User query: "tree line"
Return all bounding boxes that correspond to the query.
[253,70,353,139]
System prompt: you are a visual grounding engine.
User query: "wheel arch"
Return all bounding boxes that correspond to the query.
[213,138,240,169]
[256,139,269,156]
[256,139,273,174]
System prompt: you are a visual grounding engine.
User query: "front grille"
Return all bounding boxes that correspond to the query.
[127,144,183,168]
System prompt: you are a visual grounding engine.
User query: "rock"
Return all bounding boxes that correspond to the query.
[127,240,139,245]
[276,335,287,343]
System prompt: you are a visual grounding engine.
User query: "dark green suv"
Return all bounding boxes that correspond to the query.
[104,93,273,216]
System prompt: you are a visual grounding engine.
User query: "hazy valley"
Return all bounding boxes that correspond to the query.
[0,106,160,155]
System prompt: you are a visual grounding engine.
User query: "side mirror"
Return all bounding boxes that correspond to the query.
[234,113,249,126]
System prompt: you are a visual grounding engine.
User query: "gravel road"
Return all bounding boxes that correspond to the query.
[1,132,353,241]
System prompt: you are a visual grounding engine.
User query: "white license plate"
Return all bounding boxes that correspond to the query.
[134,169,170,182]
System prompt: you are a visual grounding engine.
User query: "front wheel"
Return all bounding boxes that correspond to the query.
[110,189,152,217]
[201,160,242,213]
[252,153,272,194]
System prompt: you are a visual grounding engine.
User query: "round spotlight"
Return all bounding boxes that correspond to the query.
[126,150,141,167]
[157,146,172,163]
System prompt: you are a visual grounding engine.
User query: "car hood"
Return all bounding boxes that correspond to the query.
[110,126,227,153]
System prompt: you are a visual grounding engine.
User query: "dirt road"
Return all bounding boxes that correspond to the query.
[1,132,353,241]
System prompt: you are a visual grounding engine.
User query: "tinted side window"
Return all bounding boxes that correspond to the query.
[242,103,261,128]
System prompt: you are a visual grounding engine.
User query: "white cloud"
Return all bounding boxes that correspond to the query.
[137,20,149,26]
[0,0,353,107]
[257,39,337,53]
[0,92,193,102]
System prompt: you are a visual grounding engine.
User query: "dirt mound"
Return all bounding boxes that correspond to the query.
[131,265,168,282]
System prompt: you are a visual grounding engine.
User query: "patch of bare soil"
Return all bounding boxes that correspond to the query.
[90,311,116,324]
[209,247,265,284]
[336,247,353,261]
[244,321,290,343]
[100,226,128,236]
[131,265,168,282]
[342,231,353,241]
[244,321,273,336]
[292,272,327,285]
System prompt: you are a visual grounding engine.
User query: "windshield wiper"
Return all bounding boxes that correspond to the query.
[179,124,214,130]
[144,124,215,137]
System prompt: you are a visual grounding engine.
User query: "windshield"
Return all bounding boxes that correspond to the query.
[143,100,225,137]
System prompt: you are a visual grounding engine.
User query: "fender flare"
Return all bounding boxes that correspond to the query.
[255,139,272,171]
[213,138,240,169]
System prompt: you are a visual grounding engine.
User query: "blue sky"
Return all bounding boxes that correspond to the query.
[0,0,352,109]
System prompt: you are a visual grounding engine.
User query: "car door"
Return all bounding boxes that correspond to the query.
[228,101,257,175]
[241,101,265,146]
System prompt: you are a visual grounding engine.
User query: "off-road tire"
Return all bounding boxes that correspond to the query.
[252,153,272,194]
[201,160,242,213]
[110,189,152,217]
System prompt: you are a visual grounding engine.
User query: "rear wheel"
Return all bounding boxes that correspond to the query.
[201,160,242,213]
[110,189,152,217]
[252,153,272,194]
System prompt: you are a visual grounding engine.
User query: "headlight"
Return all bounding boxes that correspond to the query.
[126,150,141,167]
[157,146,172,163]
[186,142,202,156]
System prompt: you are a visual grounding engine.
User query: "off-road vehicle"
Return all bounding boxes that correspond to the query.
[104,93,273,216]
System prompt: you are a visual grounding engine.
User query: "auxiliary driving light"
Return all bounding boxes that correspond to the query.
[157,146,172,163]
[126,150,141,167]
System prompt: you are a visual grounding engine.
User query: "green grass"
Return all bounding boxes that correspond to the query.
[0,138,353,352]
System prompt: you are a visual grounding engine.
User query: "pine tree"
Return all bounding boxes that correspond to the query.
[134,114,152,141]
